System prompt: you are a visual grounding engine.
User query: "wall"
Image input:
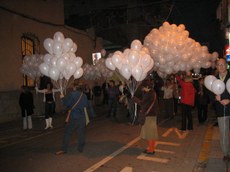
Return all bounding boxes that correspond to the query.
[0,0,103,123]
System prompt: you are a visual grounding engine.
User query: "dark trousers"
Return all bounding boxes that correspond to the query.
[197,104,208,123]
[107,98,117,117]
[181,104,193,130]
[62,116,86,152]
[45,102,54,118]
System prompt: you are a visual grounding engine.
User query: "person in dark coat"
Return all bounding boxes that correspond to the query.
[210,58,230,162]
[132,79,159,154]
[196,77,209,124]
[19,86,34,130]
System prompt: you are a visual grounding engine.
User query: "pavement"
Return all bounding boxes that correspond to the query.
[0,102,229,172]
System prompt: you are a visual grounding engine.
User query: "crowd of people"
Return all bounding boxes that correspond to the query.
[19,58,230,160]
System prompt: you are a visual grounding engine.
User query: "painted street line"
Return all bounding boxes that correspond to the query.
[137,154,169,163]
[84,137,140,172]
[156,141,180,147]
[162,127,188,139]
[197,124,213,166]
[155,149,175,154]
[120,167,133,172]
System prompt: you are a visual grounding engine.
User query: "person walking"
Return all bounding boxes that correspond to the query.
[211,58,230,161]
[132,79,159,154]
[106,80,120,118]
[196,77,209,124]
[83,83,96,118]
[56,83,89,155]
[35,82,60,129]
[161,78,174,119]
[176,72,196,131]
[19,85,34,130]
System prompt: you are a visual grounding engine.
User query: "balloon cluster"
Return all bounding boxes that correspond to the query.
[39,32,84,92]
[20,54,43,80]
[105,40,154,82]
[204,75,230,95]
[83,58,113,80]
[144,22,218,78]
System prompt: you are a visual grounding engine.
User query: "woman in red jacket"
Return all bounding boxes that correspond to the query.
[176,73,196,131]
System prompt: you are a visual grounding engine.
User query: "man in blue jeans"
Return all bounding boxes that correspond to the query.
[56,83,88,155]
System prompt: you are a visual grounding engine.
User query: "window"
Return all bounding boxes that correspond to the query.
[21,33,40,87]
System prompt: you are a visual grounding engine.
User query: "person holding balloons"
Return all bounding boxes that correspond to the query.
[213,58,230,162]
[176,71,196,131]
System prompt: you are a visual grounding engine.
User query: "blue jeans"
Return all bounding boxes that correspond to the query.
[218,116,230,156]
[61,116,86,152]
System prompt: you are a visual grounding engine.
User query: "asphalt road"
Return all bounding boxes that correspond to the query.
[0,102,218,172]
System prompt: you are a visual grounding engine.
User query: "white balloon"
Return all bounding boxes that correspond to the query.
[74,67,83,79]
[204,75,217,91]
[131,40,142,51]
[105,57,116,70]
[139,53,152,69]
[70,43,77,53]
[43,54,52,64]
[211,79,225,95]
[120,64,132,80]
[49,67,60,81]
[132,66,143,81]
[62,38,73,53]
[74,57,83,69]
[39,63,49,76]
[128,50,140,67]
[53,41,62,57]
[43,38,53,54]
[112,54,122,69]
[226,78,230,94]
[66,63,77,76]
[56,58,67,72]
[53,31,65,43]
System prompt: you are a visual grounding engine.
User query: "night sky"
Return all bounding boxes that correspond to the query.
[169,0,225,55]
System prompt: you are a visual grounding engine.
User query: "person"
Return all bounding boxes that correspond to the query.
[92,81,102,106]
[161,78,174,119]
[211,58,230,162]
[56,82,89,155]
[196,77,209,124]
[106,80,120,118]
[19,86,34,130]
[132,79,159,154]
[102,80,109,104]
[176,72,196,131]
[35,82,60,129]
[83,83,96,118]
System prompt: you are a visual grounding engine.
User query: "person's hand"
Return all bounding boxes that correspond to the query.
[215,95,221,101]
[60,93,64,99]
[220,99,230,106]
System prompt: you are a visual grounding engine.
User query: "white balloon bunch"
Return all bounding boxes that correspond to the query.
[204,75,225,95]
[144,22,219,78]
[39,32,84,92]
[20,54,43,80]
[105,39,154,82]
[83,59,113,80]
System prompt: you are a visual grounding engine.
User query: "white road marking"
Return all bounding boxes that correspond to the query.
[137,154,169,163]
[162,127,188,139]
[120,167,133,172]
[84,137,140,172]
[156,141,180,146]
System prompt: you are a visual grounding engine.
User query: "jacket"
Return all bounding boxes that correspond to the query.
[176,75,196,106]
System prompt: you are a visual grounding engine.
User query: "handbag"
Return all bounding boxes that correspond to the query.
[65,92,83,123]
